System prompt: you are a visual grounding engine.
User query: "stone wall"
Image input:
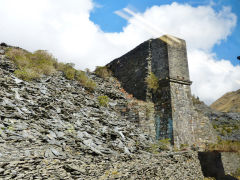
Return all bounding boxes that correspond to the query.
[151,36,190,81]
[150,38,169,80]
[152,84,173,141]
[108,34,217,148]
[198,151,240,179]
[170,82,195,146]
[115,99,156,140]
[221,152,240,176]
[150,36,195,147]
[107,41,150,100]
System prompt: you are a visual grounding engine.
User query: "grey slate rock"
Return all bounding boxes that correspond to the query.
[0,44,237,179]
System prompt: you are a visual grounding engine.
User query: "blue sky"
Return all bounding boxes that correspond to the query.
[0,0,239,104]
[90,0,240,66]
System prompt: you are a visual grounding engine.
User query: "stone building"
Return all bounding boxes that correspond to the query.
[107,35,216,148]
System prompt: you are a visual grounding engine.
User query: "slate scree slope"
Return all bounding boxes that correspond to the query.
[107,35,216,148]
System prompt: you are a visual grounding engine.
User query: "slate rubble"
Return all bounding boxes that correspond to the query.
[0,46,204,179]
[194,102,240,141]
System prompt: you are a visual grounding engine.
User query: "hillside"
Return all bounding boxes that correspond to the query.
[192,96,240,141]
[0,45,206,179]
[1,44,240,179]
[210,89,240,113]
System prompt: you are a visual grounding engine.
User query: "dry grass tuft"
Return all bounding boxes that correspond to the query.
[94,66,112,79]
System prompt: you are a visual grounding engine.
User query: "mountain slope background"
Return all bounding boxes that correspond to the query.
[210,89,240,113]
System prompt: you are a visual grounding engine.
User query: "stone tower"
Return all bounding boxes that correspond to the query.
[150,35,194,146]
[107,35,215,147]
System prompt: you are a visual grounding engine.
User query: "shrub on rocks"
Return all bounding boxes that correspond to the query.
[94,66,112,79]
[6,48,57,80]
[14,68,40,81]
[75,70,96,91]
[63,66,76,80]
[57,63,76,80]
[98,96,109,107]
[57,63,96,91]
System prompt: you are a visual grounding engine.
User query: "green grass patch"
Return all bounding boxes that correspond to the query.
[206,138,240,153]
[98,96,109,107]
[14,68,40,81]
[6,48,96,91]
[147,138,170,153]
[75,70,96,91]
[57,63,96,91]
[6,48,57,80]
[213,124,237,135]
[146,72,159,92]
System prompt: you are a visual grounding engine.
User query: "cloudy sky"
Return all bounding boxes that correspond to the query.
[0,0,239,105]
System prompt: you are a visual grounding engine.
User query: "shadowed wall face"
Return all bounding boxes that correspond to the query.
[150,39,169,80]
[107,41,150,101]
[151,36,190,82]
[198,152,239,180]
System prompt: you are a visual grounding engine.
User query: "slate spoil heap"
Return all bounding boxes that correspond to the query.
[0,46,204,179]
[194,100,240,141]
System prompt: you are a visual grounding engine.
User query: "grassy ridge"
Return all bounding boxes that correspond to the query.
[206,137,240,153]
[6,48,96,91]
[210,89,240,113]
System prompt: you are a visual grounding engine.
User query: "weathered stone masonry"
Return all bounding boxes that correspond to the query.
[107,35,216,147]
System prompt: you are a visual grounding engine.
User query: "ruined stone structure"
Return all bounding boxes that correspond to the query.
[107,35,216,148]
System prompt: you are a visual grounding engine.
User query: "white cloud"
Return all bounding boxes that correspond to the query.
[0,0,239,104]
[188,50,240,104]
